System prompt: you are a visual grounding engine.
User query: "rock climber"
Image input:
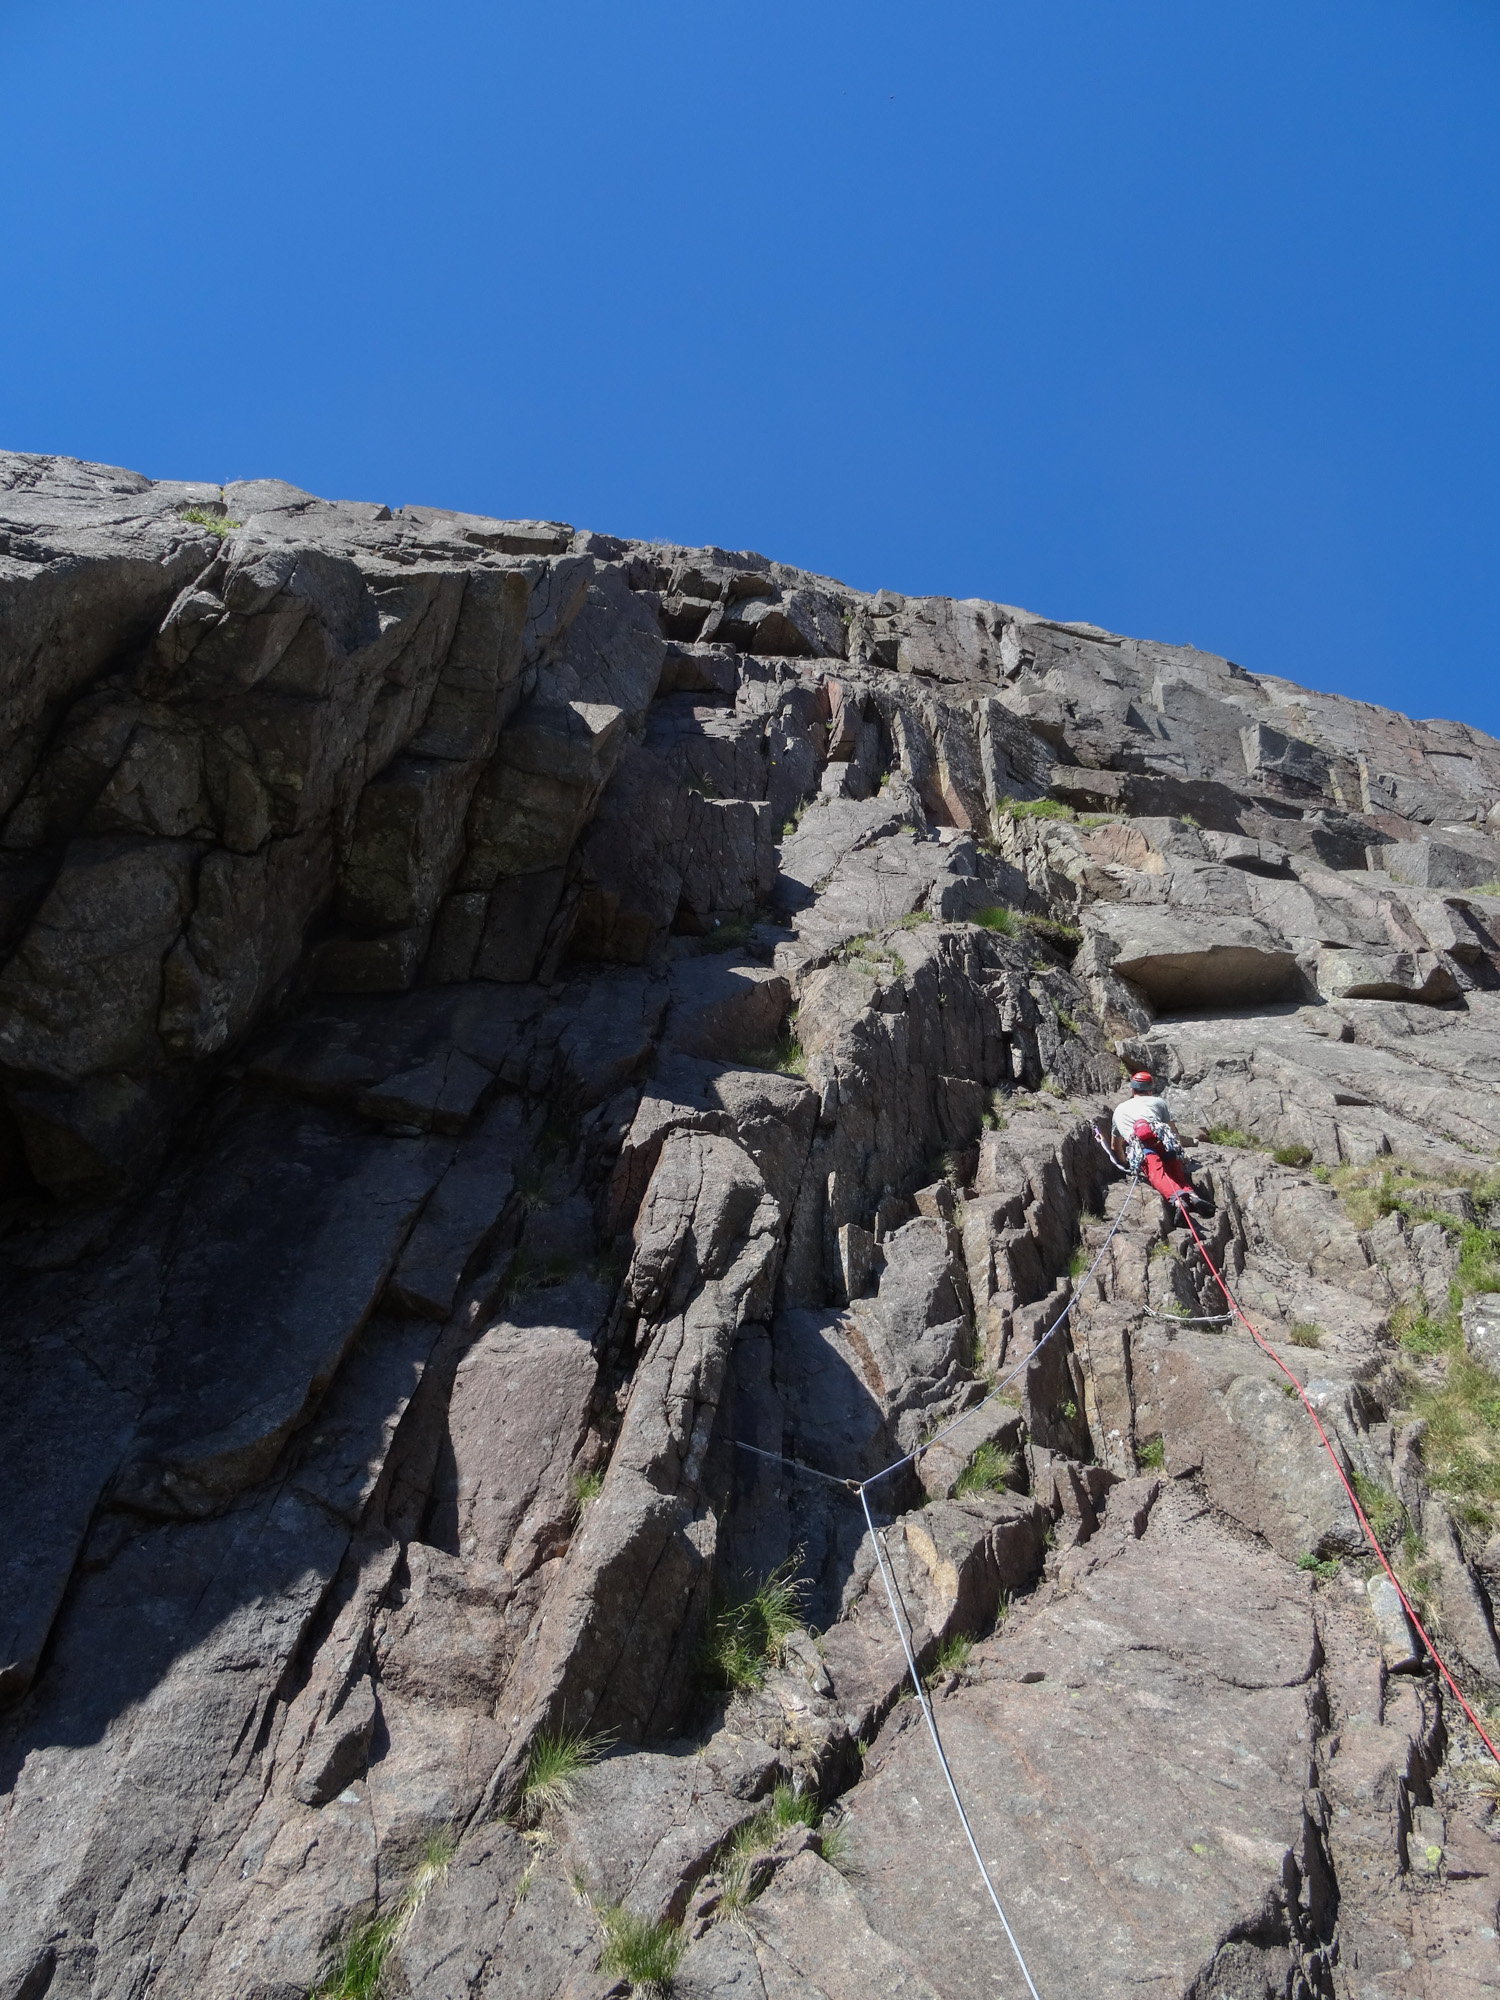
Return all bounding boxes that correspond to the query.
[1109,1071,1215,1217]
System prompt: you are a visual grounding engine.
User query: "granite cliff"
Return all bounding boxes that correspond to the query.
[4,451,1500,1999]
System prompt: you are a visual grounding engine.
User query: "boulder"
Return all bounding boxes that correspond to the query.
[1315,944,1459,1004]
[1131,1325,1377,1562]
[111,1101,451,1517]
[664,957,791,1063]
[1463,1293,1500,1372]
[1379,836,1500,892]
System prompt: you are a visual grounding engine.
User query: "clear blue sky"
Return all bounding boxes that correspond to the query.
[4,1,1498,734]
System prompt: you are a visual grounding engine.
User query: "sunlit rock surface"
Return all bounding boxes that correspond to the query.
[4,450,1500,2000]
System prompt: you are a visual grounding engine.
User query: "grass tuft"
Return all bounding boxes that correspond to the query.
[1135,1435,1167,1472]
[953,1440,1017,1497]
[317,1913,399,2000]
[500,1247,575,1305]
[1288,1323,1323,1349]
[979,1086,1010,1133]
[972,906,1017,936]
[1331,1159,1500,1251]
[928,1630,974,1681]
[700,1555,807,1691]
[178,503,242,536]
[1459,1224,1500,1295]
[522,1727,611,1816]
[1207,1125,1256,1149]
[701,911,755,952]
[1273,1143,1314,1168]
[841,933,904,974]
[1460,1758,1500,1803]
[717,1783,824,1908]
[598,1904,685,1994]
[1390,1290,1465,1357]
[1020,914,1083,948]
[316,1827,458,1999]
[1395,1527,1442,1624]
[739,1019,807,1076]
[1003,796,1076,822]
[569,1468,604,1514]
[1409,1337,1500,1522]
[816,1816,853,1872]
[1351,1469,1404,1544]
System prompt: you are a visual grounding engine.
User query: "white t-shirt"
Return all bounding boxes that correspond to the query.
[1113,1094,1172,1143]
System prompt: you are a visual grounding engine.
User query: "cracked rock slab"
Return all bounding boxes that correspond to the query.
[797,1486,1322,2000]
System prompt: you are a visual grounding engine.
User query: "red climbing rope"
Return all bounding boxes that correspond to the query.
[1177,1203,1500,1767]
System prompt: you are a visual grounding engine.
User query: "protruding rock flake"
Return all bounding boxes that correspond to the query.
[3,449,1500,1998]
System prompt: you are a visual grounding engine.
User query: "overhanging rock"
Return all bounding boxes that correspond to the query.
[1082,906,1301,1014]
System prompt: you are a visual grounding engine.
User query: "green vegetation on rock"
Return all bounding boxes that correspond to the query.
[953,1440,1018,1497]
[522,1727,611,1816]
[700,1556,806,1691]
[598,1903,686,1994]
[178,504,242,536]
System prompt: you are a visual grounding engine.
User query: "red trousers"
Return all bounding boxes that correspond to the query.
[1141,1146,1193,1203]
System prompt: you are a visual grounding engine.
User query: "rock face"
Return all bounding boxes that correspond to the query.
[4,451,1500,2000]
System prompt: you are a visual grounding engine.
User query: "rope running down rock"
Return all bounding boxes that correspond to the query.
[727,1172,1144,1998]
[859,1479,1045,2000]
[728,1122,1500,1997]
[1177,1201,1500,1769]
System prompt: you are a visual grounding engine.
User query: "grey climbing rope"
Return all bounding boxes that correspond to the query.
[721,1166,1146,1999]
[858,1482,1045,2000]
[729,1437,859,1488]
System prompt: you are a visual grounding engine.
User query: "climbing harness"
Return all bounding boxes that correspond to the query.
[1124,1122,1183,1174]
[729,1168,1143,1997]
[1177,1201,1500,1770]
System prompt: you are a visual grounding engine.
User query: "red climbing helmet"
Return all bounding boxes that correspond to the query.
[1129,1071,1155,1092]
